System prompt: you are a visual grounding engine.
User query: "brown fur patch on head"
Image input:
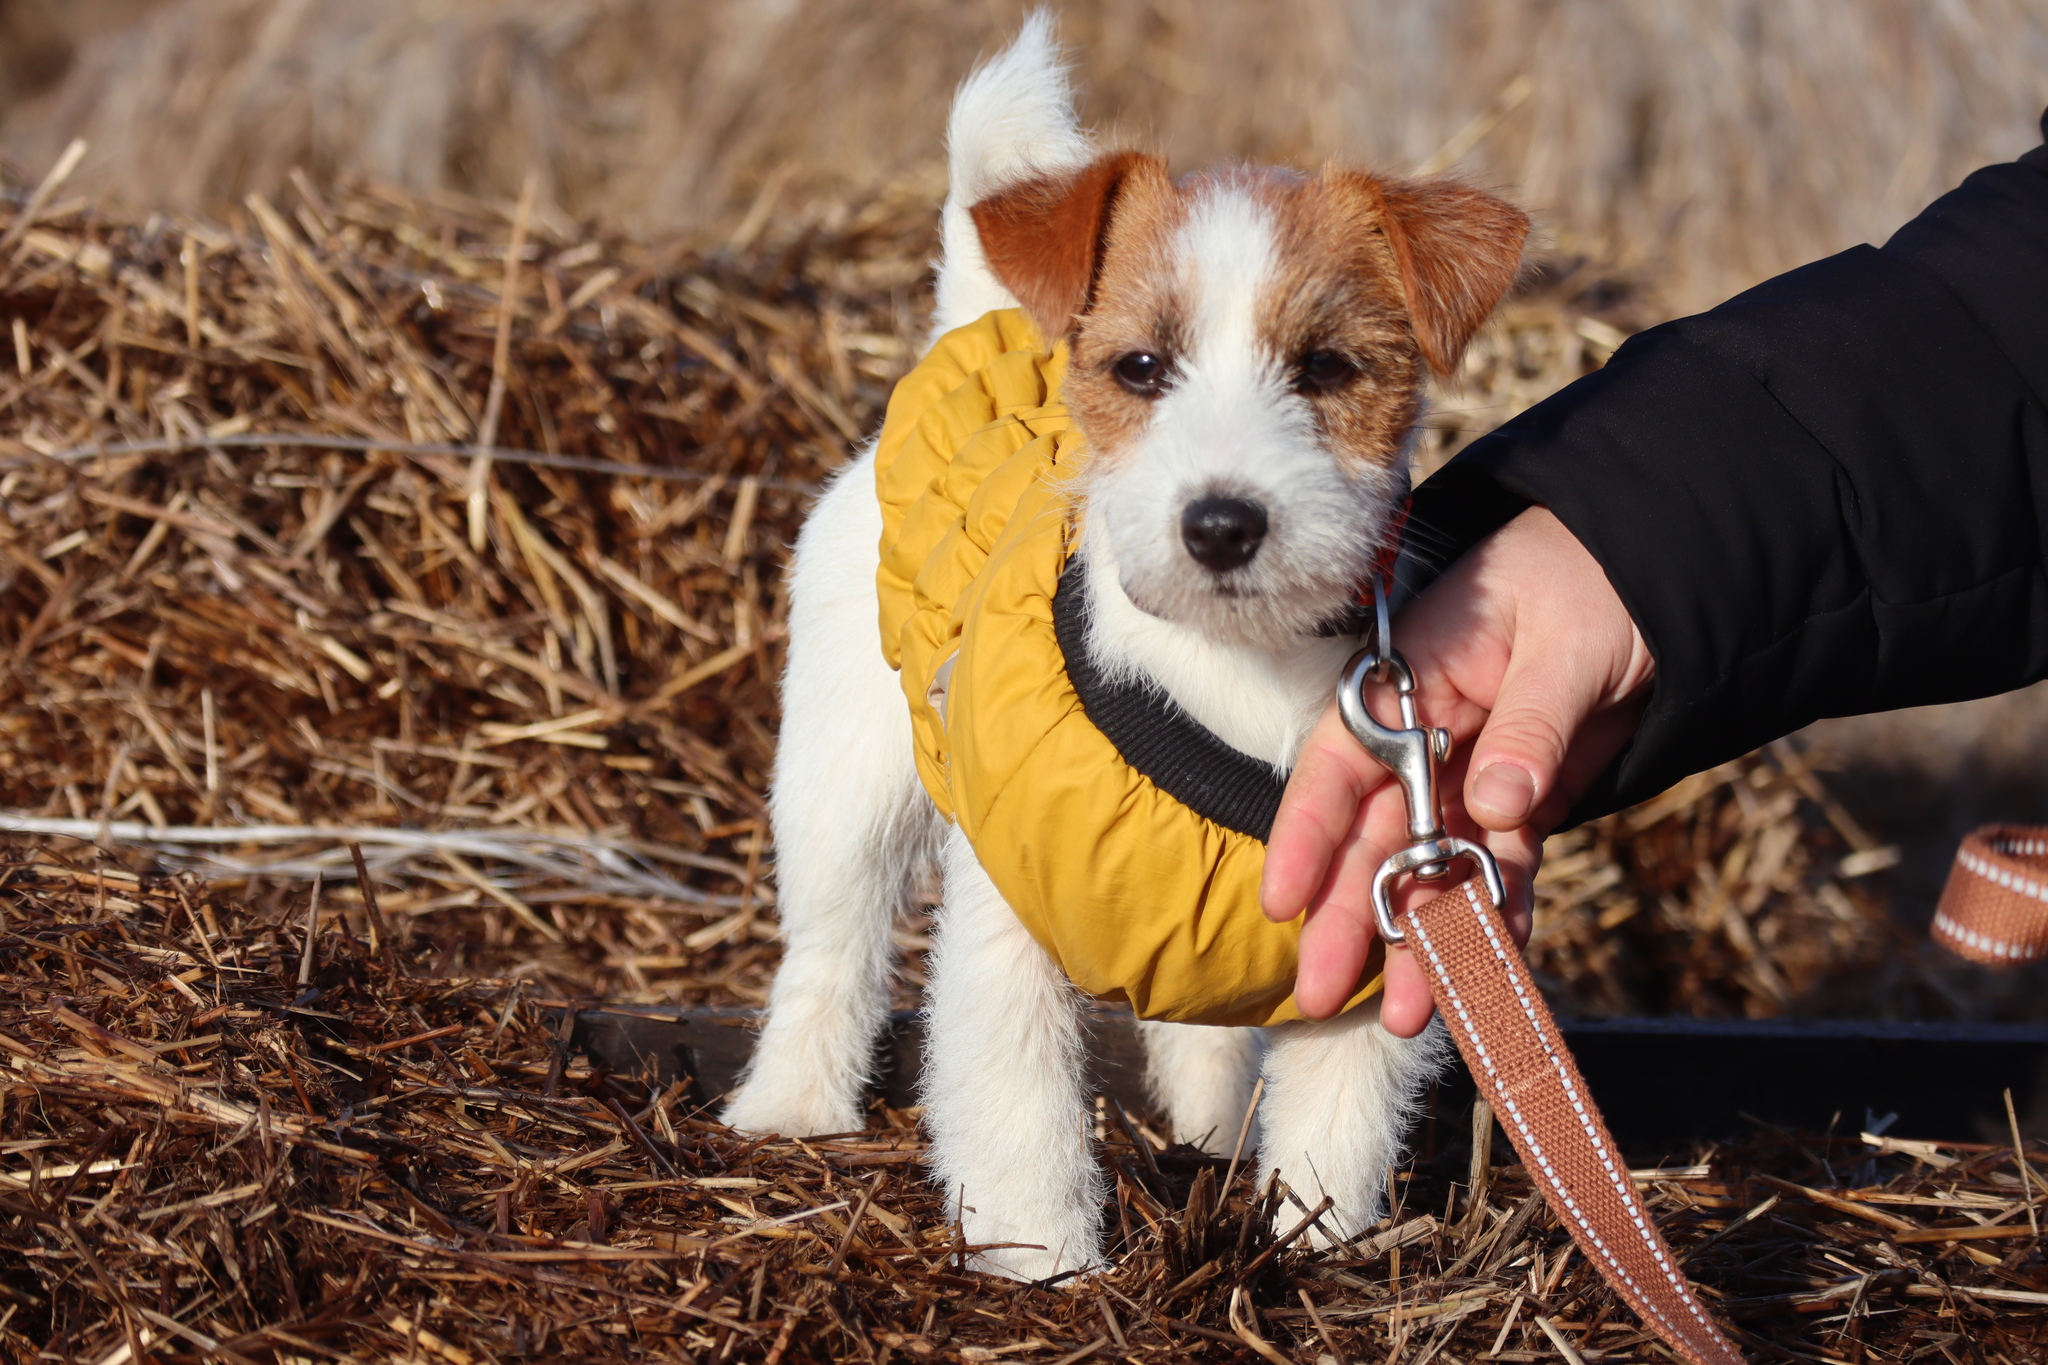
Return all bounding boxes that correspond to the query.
[1257,172,1434,470]
[1361,175,1529,378]
[1057,157,1186,460]
[969,151,1164,341]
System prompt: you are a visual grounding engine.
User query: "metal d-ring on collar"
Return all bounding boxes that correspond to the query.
[1338,575,1506,945]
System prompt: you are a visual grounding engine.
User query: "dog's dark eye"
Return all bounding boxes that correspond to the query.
[1112,351,1170,396]
[1296,350,1358,394]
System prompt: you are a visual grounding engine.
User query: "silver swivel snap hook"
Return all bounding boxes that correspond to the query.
[1338,574,1506,944]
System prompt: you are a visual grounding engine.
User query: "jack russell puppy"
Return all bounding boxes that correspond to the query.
[723,13,1528,1281]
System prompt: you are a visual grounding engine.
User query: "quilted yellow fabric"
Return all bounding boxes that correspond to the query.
[873,308,1383,1027]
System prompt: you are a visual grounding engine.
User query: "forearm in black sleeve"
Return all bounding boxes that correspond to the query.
[1399,111,2048,824]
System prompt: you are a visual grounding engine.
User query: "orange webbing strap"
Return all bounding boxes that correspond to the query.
[1934,826,2048,965]
[1399,877,1748,1365]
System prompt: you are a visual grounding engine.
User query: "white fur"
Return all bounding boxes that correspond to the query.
[1259,1006,1451,1245]
[1135,1019,1265,1155]
[920,829,1105,1280]
[720,445,945,1139]
[932,10,1095,340]
[724,14,1444,1281]
[1082,536,1353,770]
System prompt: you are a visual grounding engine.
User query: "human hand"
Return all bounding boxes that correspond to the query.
[1263,506,1657,1032]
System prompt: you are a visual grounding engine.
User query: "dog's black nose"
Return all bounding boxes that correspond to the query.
[1180,497,1268,572]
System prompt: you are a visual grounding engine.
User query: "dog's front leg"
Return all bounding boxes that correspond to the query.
[1134,1019,1264,1155]
[723,456,935,1139]
[921,827,1105,1282]
[1257,1002,1449,1246]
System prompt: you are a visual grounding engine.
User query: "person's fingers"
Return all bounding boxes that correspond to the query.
[1462,645,1614,832]
[1291,876,1378,1020]
[1487,823,1543,948]
[1288,774,1420,1017]
[1289,704,1451,1019]
[1262,698,1392,922]
[1377,947,1435,1037]
[1293,776,1544,1026]
[1522,701,1650,831]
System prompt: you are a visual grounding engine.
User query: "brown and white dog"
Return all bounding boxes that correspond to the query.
[723,14,1527,1280]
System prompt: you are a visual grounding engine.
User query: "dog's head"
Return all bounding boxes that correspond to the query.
[972,157,1527,646]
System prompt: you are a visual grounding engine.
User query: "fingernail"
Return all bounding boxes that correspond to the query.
[1471,763,1535,821]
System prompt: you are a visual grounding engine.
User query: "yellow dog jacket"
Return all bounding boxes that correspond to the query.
[874,309,1385,1028]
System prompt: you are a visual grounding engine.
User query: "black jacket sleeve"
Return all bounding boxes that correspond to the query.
[1399,110,2048,825]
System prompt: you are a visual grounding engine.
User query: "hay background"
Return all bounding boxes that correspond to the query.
[2,0,2047,313]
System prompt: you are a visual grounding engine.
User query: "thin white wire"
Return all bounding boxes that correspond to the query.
[0,814,747,907]
[14,431,823,493]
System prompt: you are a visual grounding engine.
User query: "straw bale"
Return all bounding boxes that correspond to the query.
[4,1,2047,313]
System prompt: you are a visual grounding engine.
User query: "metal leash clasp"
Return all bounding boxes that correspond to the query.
[1338,575,1505,944]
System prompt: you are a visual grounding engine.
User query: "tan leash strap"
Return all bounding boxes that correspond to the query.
[1339,581,1744,1364]
[1935,825,2048,964]
[1400,877,1748,1365]
[1383,821,2047,1364]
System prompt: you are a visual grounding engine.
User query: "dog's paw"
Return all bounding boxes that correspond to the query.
[1296,1216,1361,1254]
[950,1203,1106,1286]
[967,1245,1102,1286]
[719,1083,861,1139]
[1265,1178,1376,1252]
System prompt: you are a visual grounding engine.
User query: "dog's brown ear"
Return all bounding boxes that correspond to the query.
[970,151,1162,340]
[1370,176,1529,378]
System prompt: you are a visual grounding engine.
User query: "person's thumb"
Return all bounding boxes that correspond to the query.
[1462,650,1607,832]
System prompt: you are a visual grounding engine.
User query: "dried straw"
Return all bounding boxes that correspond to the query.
[0,173,931,1001]
[2,861,2043,1362]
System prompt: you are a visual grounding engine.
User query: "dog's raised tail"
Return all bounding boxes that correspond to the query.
[933,10,1096,338]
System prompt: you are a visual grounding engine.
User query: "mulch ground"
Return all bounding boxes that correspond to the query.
[3,860,2046,1364]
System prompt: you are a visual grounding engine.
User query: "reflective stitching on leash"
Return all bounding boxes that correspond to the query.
[1409,889,1697,1353]
[1454,880,1721,1342]
[1961,848,2048,905]
[1433,879,1736,1358]
[1939,849,2048,961]
[1932,909,2040,961]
